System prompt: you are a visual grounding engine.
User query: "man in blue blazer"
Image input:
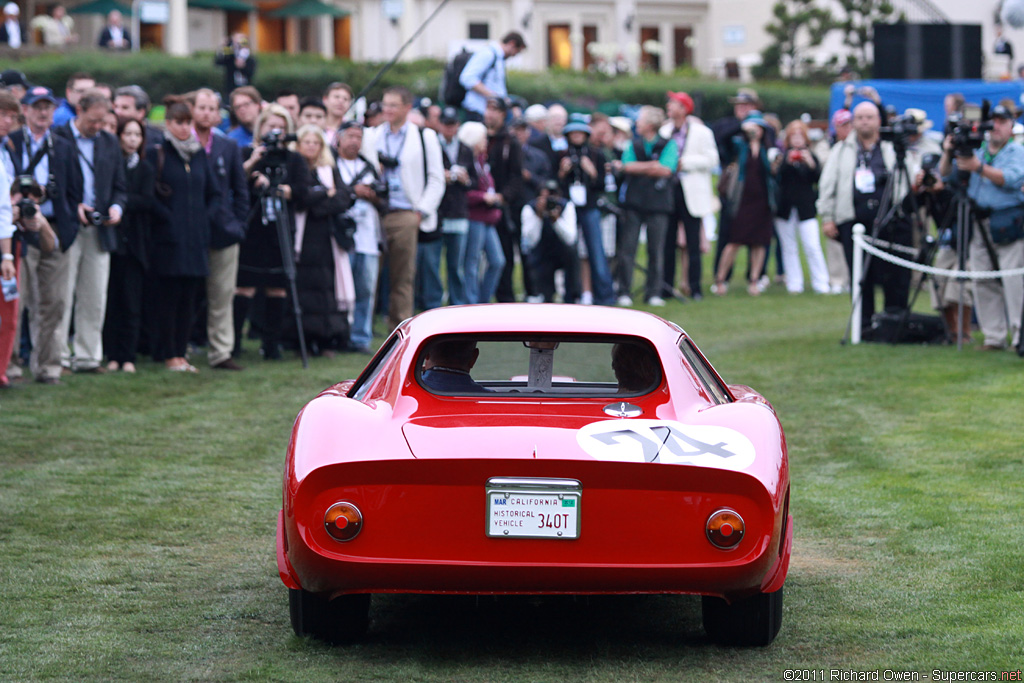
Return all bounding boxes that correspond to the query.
[53,89,128,373]
[193,88,250,370]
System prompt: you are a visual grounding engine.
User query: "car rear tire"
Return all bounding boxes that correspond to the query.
[701,586,783,646]
[289,588,371,644]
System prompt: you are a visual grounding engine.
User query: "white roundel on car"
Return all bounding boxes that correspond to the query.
[576,420,756,470]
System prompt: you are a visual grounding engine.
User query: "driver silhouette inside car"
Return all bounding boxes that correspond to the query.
[420,339,489,392]
[611,342,660,393]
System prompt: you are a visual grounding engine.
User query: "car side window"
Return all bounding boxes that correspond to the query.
[679,337,733,404]
[349,335,400,400]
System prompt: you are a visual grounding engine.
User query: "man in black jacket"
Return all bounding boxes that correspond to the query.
[54,89,128,373]
[433,106,476,307]
[193,88,250,370]
[483,97,524,302]
[10,86,82,384]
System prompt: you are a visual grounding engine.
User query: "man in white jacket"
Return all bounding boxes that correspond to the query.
[660,91,719,300]
[361,86,445,331]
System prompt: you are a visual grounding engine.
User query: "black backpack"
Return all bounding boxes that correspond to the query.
[440,47,498,106]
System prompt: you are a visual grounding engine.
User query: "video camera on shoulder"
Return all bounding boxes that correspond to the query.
[13,175,45,220]
[946,101,993,158]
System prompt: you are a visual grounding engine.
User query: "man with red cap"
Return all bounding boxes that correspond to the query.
[660,91,719,300]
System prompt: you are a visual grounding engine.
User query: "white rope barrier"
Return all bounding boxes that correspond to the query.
[849,224,1024,345]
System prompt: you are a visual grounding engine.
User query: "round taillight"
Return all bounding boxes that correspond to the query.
[706,508,744,549]
[325,502,363,542]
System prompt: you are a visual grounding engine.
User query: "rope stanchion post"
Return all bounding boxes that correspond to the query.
[851,224,865,345]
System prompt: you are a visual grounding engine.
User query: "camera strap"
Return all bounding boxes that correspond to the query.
[21,129,52,177]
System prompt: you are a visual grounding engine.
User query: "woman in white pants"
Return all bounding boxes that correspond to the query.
[774,120,829,294]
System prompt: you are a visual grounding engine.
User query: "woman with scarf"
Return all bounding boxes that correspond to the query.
[235,104,310,360]
[286,124,353,356]
[713,111,778,297]
[147,95,222,372]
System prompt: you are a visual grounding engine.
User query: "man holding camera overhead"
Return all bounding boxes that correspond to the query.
[8,86,81,384]
[360,86,445,332]
[54,89,127,374]
[939,100,1024,351]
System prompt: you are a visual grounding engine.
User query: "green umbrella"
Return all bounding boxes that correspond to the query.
[267,0,349,19]
[189,0,253,11]
[68,0,132,14]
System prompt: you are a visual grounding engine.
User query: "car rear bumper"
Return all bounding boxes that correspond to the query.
[279,458,789,602]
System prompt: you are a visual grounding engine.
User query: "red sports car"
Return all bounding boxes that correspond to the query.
[277,304,792,645]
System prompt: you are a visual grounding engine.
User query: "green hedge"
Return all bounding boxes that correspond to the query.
[7,51,831,122]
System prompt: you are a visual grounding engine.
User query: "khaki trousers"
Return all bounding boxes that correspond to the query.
[969,231,1024,348]
[381,210,421,331]
[59,226,110,370]
[206,244,240,366]
[24,245,71,381]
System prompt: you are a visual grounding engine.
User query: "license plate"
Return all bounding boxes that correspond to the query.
[486,477,581,539]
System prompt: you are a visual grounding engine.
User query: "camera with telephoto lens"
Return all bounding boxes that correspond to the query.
[14,175,45,220]
[946,101,993,158]
[879,112,920,149]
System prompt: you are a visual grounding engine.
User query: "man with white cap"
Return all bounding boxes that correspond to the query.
[1,3,23,48]
[523,104,548,146]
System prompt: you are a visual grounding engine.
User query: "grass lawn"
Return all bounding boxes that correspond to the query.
[1,283,1022,682]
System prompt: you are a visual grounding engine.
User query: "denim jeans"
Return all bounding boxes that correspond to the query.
[578,206,615,305]
[415,239,444,311]
[442,231,468,306]
[464,220,506,304]
[349,251,380,350]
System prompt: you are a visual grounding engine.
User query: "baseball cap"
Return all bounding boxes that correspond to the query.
[728,88,760,106]
[666,91,694,115]
[21,85,58,107]
[1,69,29,89]
[439,106,460,125]
[524,104,548,123]
[992,100,1018,119]
[831,108,852,128]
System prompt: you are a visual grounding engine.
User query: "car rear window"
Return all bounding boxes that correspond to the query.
[415,335,662,397]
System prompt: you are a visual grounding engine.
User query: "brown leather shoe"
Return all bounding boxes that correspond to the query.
[212,358,245,371]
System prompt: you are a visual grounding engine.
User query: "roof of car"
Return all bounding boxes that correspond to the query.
[397,304,685,343]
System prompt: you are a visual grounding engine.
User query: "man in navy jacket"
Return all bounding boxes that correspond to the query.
[192,88,250,370]
[54,89,128,373]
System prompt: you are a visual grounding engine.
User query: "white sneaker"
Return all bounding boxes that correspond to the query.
[525,295,544,304]
[758,275,770,292]
[580,291,594,305]
[646,296,666,306]
[616,295,633,307]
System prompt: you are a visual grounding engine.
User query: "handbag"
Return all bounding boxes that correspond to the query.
[718,161,742,218]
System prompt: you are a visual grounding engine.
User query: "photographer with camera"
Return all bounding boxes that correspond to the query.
[334,122,383,354]
[235,104,310,361]
[938,100,1024,351]
[10,86,81,385]
[53,90,127,375]
[818,101,918,333]
[557,118,613,306]
[360,86,445,329]
[520,180,578,303]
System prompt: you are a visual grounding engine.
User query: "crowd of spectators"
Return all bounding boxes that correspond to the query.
[2,34,1022,386]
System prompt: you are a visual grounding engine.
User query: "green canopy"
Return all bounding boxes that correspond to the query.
[69,0,131,15]
[267,0,348,19]
[189,0,253,11]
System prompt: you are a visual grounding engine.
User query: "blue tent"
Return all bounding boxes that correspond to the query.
[828,80,1024,132]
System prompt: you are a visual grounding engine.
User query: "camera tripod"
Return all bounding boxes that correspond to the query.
[250,164,309,369]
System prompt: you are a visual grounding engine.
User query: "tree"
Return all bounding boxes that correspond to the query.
[758,0,836,81]
[836,0,903,71]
